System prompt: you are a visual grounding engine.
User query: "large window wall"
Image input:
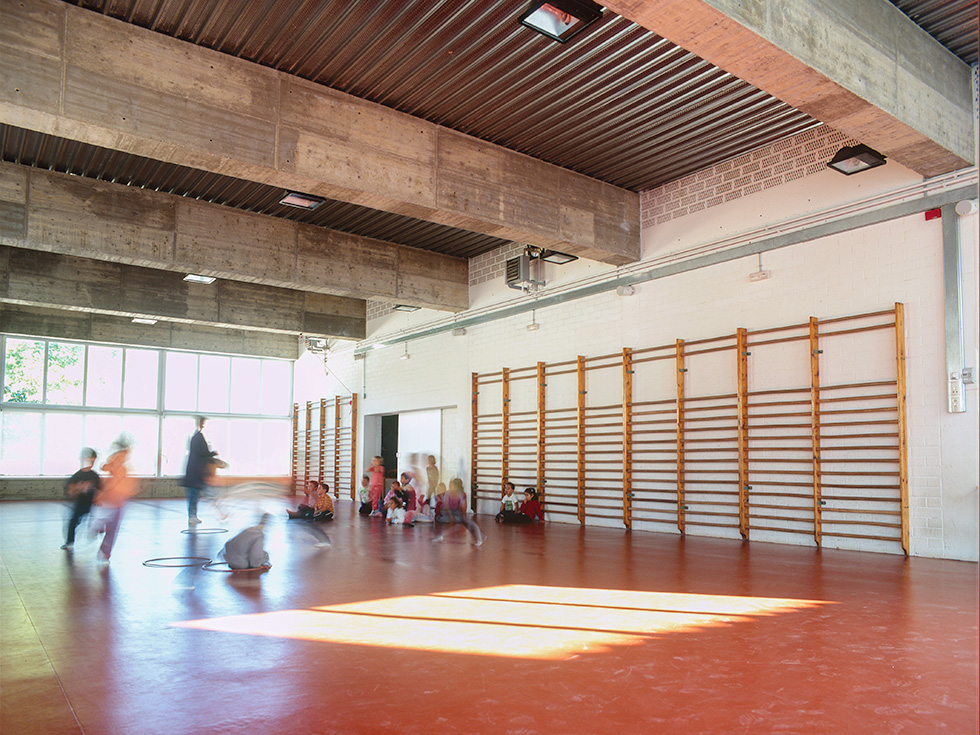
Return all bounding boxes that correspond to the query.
[1,336,292,478]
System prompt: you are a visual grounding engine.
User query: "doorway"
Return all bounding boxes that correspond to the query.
[380,414,399,481]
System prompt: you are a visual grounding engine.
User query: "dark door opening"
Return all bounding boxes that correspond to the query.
[380,414,399,481]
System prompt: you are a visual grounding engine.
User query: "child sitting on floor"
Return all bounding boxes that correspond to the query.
[288,480,333,521]
[517,488,544,523]
[385,496,413,525]
[495,481,521,522]
[287,480,318,520]
[358,475,372,515]
[314,482,334,521]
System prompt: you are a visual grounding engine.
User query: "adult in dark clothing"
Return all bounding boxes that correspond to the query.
[181,416,218,525]
[61,447,100,550]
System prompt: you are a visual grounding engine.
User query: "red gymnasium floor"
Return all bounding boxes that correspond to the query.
[1,496,977,735]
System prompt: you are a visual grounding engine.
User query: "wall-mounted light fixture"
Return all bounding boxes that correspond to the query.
[183,273,216,284]
[279,191,326,210]
[615,285,635,296]
[955,199,978,217]
[537,249,579,264]
[526,310,540,331]
[400,343,411,360]
[393,304,421,312]
[520,0,603,43]
[131,317,158,325]
[826,144,887,175]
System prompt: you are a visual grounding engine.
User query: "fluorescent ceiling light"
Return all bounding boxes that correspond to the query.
[393,304,421,312]
[183,274,216,284]
[131,317,158,325]
[279,191,326,210]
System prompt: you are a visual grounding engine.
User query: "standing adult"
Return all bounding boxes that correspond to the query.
[181,416,218,526]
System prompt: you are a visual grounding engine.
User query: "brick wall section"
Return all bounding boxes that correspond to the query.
[640,126,855,228]
[469,242,527,286]
[366,300,393,321]
[466,127,856,285]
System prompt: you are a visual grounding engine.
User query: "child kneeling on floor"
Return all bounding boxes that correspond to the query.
[223,513,272,569]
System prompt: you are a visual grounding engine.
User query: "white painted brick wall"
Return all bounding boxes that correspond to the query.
[323,206,978,561]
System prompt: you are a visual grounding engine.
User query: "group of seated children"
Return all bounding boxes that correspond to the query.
[287,479,334,521]
[495,482,544,523]
[356,470,439,525]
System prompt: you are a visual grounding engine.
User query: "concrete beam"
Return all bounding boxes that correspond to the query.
[0,161,467,312]
[0,245,365,339]
[604,0,975,177]
[0,303,300,359]
[0,0,640,265]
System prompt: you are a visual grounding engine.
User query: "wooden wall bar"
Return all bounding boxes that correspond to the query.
[809,317,823,546]
[895,304,910,554]
[469,305,910,554]
[622,348,633,529]
[316,398,336,485]
[675,340,687,534]
[577,356,586,524]
[349,393,358,500]
[736,328,749,540]
[291,403,300,494]
[537,362,547,506]
[291,394,357,500]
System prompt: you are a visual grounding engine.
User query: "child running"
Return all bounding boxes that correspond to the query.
[433,478,485,546]
[61,447,100,550]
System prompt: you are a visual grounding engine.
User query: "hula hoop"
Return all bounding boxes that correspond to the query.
[143,556,211,568]
[180,527,228,534]
[202,560,271,573]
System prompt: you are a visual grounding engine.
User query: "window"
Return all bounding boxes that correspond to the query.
[164,352,197,412]
[124,349,159,409]
[46,342,85,405]
[3,338,44,403]
[86,346,123,408]
[199,354,231,414]
[1,336,293,478]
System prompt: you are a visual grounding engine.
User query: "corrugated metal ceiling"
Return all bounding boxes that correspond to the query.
[6,0,976,262]
[63,0,824,192]
[891,0,978,64]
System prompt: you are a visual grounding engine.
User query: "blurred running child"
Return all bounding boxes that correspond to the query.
[433,477,485,546]
[61,447,100,550]
[91,438,138,562]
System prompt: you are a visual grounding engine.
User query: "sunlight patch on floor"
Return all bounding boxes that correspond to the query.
[173,584,831,660]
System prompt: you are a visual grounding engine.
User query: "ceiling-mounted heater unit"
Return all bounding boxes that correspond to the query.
[505,253,543,291]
